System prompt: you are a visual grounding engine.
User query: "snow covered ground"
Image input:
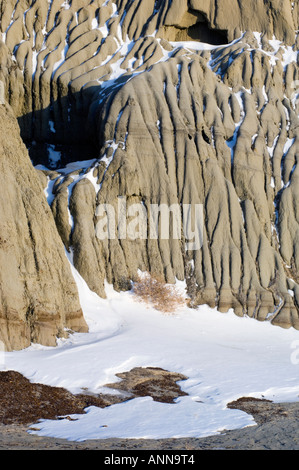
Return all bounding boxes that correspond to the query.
[1,257,299,442]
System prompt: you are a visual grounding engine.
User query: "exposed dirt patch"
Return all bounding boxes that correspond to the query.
[104,367,188,403]
[0,370,126,425]
[0,367,188,426]
[0,372,298,449]
[227,397,296,425]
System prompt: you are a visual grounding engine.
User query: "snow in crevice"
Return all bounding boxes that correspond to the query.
[226,91,245,163]
[267,135,279,158]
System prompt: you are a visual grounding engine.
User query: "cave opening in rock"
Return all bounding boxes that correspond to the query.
[160,9,229,45]
[17,97,99,171]
[187,20,228,45]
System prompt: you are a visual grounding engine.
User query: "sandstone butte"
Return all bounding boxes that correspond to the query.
[0,0,298,351]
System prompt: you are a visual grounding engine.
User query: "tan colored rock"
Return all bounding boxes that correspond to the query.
[0,104,88,351]
[189,0,297,43]
[0,0,296,162]
[0,0,298,334]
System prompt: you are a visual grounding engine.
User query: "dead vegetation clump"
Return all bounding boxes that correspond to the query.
[0,370,124,425]
[0,367,189,425]
[132,274,186,313]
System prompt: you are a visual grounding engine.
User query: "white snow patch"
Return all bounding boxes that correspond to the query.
[47,144,61,168]
[2,259,299,442]
[58,159,98,175]
[49,120,56,133]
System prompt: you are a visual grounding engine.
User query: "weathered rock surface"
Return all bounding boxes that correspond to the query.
[0,0,297,164]
[0,103,87,351]
[0,0,299,337]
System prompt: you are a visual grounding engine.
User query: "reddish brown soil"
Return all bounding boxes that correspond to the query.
[0,370,123,425]
[0,367,188,425]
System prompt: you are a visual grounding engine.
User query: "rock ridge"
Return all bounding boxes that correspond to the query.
[0,102,88,351]
[0,0,299,345]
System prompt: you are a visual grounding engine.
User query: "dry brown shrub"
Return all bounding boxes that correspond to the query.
[133,273,185,314]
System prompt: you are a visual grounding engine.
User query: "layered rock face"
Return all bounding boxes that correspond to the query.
[0,103,88,351]
[0,0,299,336]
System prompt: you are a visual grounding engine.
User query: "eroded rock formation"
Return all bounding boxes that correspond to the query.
[0,103,88,351]
[0,0,298,163]
[0,0,299,346]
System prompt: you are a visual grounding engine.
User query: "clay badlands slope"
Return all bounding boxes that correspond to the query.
[0,0,299,351]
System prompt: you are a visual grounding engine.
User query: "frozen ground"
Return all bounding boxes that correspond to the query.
[1,258,299,442]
